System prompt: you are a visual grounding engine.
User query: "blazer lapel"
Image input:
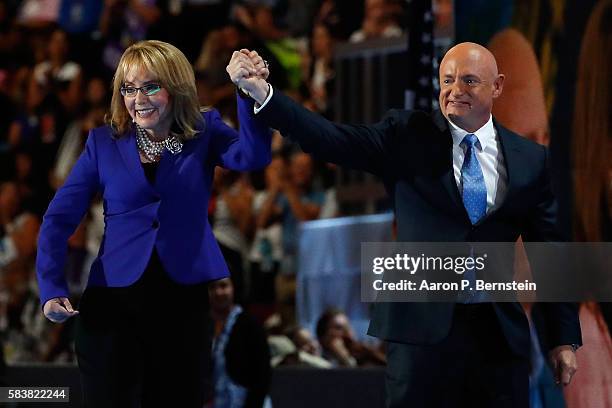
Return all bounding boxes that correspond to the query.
[155,147,175,188]
[116,128,155,193]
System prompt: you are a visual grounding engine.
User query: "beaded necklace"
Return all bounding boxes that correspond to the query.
[135,123,183,162]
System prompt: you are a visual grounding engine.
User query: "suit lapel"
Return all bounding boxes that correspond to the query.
[429,112,525,224]
[492,121,522,214]
[432,110,466,216]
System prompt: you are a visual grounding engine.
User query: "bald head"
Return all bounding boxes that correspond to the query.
[442,42,500,79]
[438,42,505,132]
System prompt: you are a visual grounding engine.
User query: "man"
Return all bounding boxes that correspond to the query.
[209,278,271,407]
[226,43,581,407]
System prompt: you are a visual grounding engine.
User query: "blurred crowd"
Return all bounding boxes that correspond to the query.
[0,0,406,365]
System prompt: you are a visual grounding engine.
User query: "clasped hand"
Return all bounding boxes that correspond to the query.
[226,49,270,105]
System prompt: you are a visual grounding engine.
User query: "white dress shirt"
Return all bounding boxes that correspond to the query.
[448,115,508,214]
[253,85,274,114]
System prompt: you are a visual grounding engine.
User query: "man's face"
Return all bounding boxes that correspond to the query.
[290,153,313,188]
[208,278,234,312]
[438,45,504,132]
[328,313,352,340]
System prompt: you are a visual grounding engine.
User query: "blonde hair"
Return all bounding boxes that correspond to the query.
[573,0,612,241]
[107,40,204,139]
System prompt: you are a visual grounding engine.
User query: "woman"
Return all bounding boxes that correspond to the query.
[36,40,271,407]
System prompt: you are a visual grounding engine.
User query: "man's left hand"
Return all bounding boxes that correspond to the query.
[549,345,578,386]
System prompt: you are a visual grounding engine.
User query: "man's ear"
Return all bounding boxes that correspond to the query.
[492,74,505,98]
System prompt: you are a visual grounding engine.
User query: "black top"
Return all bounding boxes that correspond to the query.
[140,160,166,284]
[142,161,159,185]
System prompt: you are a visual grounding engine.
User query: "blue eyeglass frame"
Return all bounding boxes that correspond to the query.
[120,83,163,97]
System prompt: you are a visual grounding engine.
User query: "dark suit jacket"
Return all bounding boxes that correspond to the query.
[257,89,581,357]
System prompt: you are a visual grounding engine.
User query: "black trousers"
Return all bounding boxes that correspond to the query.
[218,243,246,304]
[385,304,529,408]
[75,251,212,408]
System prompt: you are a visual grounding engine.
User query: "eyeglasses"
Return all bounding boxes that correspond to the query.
[120,83,163,97]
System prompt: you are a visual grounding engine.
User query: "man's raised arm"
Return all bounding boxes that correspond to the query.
[226,48,403,177]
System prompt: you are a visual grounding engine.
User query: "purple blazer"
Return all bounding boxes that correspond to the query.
[36,97,271,307]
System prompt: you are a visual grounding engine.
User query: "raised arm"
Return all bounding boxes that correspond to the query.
[208,98,272,171]
[226,49,402,177]
[256,89,402,176]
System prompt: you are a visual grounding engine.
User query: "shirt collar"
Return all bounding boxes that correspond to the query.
[448,114,495,151]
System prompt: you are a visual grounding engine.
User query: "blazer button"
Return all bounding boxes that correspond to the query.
[152,220,160,229]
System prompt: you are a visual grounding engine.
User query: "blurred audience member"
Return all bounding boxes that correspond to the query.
[257,151,325,328]
[349,0,403,43]
[51,76,108,189]
[195,27,242,109]
[283,0,320,38]
[315,0,364,40]
[0,181,42,362]
[234,3,302,91]
[170,0,232,63]
[210,277,272,408]
[289,325,320,356]
[248,155,285,316]
[17,0,60,28]
[58,0,104,36]
[212,168,255,304]
[316,308,386,367]
[268,326,332,368]
[30,28,83,114]
[259,151,325,275]
[303,23,336,118]
[99,0,163,72]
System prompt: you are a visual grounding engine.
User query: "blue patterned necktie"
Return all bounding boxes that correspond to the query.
[458,134,487,303]
[461,134,487,224]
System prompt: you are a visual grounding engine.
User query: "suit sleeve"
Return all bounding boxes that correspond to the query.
[209,95,272,171]
[523,146,582,350]
[36,130,101,307]
[255,87,402,177]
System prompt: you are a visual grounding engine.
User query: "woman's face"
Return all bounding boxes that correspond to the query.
[87,77,107,107]
[123,66,173,139]
[48,30,68,61]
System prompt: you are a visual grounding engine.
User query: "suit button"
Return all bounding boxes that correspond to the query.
[152,220,160,229]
